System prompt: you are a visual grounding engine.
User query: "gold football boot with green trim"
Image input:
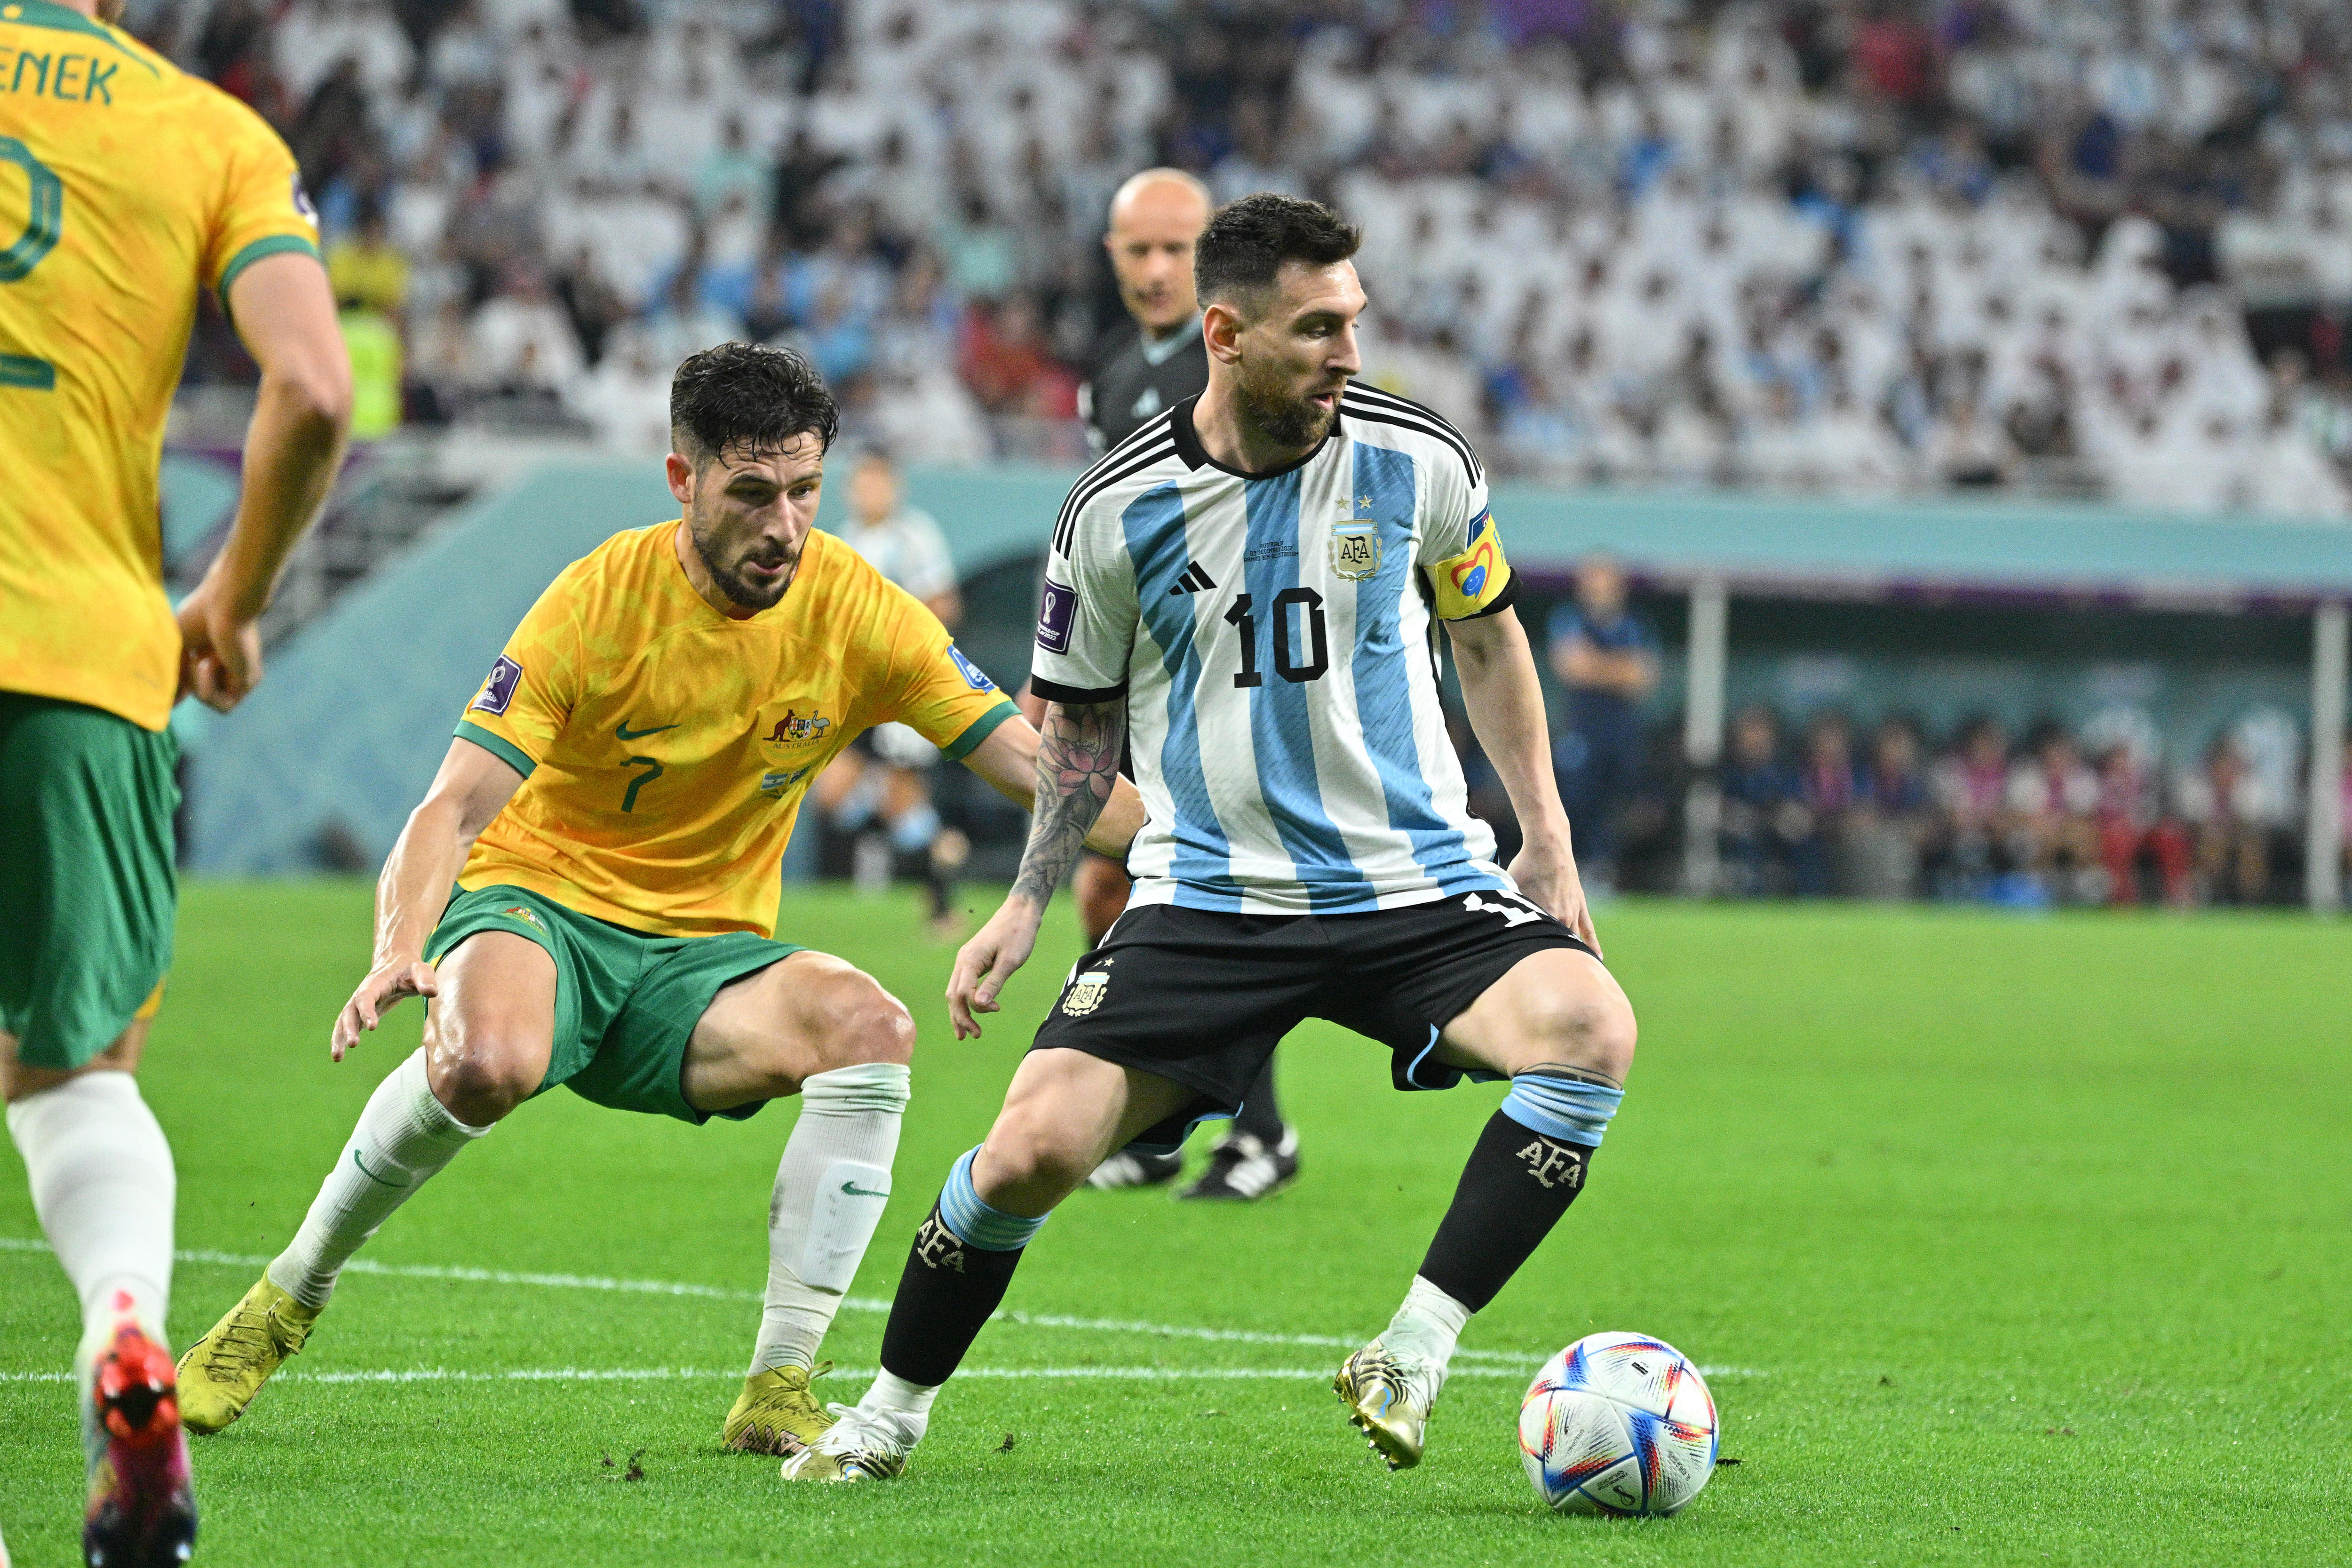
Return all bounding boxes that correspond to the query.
[1334,1339,1444,1470]
[175,1275,320,1434]
[722,1364,837,1455]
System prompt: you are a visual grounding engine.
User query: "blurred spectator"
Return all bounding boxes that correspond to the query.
[1847,717,1933,898]
[471,262,585,412]
[2006,722,2102,900]
[2176,735,2292,905]
[326,199,409,318]
[1930,716,2012,895]
[839,449,959,629]
[1719,705,1823,897]
[1799,709,1860,884]
[2093,743,2193,907]
[1546,557,1657,889]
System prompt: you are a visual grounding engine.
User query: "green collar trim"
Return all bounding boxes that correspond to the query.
[1,1,162,77]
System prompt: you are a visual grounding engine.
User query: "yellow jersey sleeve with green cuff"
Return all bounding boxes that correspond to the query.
[452,564,588,777]
[202,95,320,310]
[874,586,1021,760]
[0,12,318,729]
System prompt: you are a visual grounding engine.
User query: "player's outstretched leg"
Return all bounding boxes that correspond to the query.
[7,1048,197,1568]
[1337,950,1637,1470]
[781,1049,1192,1480]
[711,956,915,1455]
[178,932,546,1432]
[177,1045,491,1432]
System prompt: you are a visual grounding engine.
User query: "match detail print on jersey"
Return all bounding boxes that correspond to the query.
[1031,389,1518,918]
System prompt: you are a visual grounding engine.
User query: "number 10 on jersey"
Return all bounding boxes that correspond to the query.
[1224,590,1329,689]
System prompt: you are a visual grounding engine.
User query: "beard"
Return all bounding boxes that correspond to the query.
[1236,358,1343,453]
[688,514,798,609]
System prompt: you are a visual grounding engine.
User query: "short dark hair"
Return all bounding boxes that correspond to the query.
[1193,193,1362,309]
[669,342,839,464]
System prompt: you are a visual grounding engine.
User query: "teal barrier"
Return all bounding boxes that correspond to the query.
[183,457,2352,873]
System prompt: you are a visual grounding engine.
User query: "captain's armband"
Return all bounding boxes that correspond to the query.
[1425,509,1515,621]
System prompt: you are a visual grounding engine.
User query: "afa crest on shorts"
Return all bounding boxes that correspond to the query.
[1329,521,1381,581]
[1061,970,1111,1016]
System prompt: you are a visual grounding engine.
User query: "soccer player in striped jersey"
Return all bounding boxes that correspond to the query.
[783,195,1638,1482]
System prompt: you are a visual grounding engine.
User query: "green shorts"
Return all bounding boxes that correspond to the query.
[425,885,803,1124]
[0,692,179,1070]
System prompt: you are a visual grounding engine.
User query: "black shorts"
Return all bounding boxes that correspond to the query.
[1028,891,1597,1143]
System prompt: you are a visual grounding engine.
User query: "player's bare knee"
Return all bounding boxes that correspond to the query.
[805,971,915,1071]
[1527,987,1637,1084]
[976,1114,1090,1207]
[423,1037,536,1124]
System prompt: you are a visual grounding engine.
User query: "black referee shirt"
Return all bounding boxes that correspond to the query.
[1078,315,1210,454]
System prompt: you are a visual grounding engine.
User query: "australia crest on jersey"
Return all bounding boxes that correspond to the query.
[1329,520,1382,581]
[1061,969,1112,1016]
[758,707,833,754]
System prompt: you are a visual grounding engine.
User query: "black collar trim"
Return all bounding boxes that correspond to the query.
[1170,394,1338,481]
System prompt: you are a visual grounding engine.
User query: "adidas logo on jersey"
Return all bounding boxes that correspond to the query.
[1167,562,1218,595]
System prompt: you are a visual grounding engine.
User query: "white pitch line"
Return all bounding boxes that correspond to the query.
[0,1237,1530,1366]
[0,1364,1549,1387]
[0,1238,1755,1377]
[1,1361,1763,1386]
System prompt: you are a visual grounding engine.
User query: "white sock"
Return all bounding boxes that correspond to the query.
[6,1071,175,1352]
[853,1370,938,1445]
[751,1061,910,1374]
[1383,1275,1473,1373]
[266,1050,488,1309]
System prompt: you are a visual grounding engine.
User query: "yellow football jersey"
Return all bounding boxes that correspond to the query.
[455,523,1019,939]
[0,2,320,731]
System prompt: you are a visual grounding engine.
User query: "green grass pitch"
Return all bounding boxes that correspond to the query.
[3,883,2346,1565]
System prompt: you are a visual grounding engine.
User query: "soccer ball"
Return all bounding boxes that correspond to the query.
[1518,1332,1717,1517]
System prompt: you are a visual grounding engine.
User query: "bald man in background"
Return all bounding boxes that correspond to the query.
[1043,170,1301,1200]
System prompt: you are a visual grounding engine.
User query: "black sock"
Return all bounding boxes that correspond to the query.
[923,859,954,921]
[1416,1110,1595,1313]
[877,1200,1026,1388]
[1231,1053,1285,1143]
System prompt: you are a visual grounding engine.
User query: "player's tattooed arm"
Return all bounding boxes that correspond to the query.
[1011,699,1128,907]
[949,698,1128,1038]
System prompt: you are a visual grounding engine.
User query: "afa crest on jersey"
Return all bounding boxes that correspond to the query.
[1061,970,1111,1016]
[1329,521,1382,581]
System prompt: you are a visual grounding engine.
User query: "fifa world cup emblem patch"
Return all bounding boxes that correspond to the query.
[1061,970,1111,1017]
[1329,521,1381,581]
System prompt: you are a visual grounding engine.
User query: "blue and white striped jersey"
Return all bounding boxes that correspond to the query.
[1031,386,1523,916]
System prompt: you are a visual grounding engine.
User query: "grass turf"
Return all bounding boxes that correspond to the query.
[2,883,2346,1566]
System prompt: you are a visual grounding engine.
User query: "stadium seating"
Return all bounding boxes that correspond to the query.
[136,0,2352,512]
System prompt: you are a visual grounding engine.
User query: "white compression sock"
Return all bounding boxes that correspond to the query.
[6,1071,175,1352]
[751,1060,911,1374]
[1383,1275,1474,1372]
[266,1049,488,1309]
[853,1369,938,1445]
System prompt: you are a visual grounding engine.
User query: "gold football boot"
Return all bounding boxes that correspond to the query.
[722,1364,837,1455]
[1334,1339,1445,1470]
[776,1406,914,1482]
[175,1275,320,1434]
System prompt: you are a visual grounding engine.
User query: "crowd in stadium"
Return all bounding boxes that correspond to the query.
[143,0,2352,513]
